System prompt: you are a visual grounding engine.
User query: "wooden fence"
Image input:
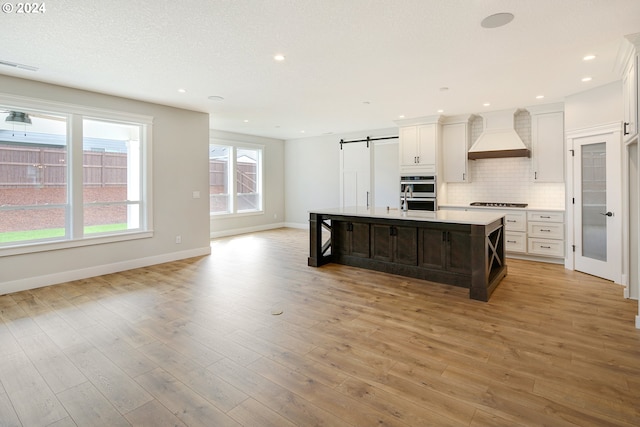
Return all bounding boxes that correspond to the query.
[1,145,257,191]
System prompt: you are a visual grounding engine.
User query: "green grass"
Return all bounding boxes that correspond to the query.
[0,223,128,243]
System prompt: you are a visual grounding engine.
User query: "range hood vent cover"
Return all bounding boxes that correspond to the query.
[468,109,530,160]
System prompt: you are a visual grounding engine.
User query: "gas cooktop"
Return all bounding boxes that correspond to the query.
[470,202,528,208]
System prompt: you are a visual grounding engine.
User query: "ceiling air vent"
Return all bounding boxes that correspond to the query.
[0,60,38,72]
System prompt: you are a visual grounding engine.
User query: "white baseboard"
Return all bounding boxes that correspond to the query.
[505,253,565,265]
[210,222,286,239]
[0,246,212,296]
[636,315,640,329]
[284,222,307,230]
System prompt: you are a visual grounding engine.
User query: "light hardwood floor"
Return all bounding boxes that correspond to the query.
[1,227,639,426]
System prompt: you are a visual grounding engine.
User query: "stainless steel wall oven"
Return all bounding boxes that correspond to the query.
[400,175,437,211]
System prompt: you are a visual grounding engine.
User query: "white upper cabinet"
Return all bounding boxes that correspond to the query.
[622,40,638,143]
[529,104,565,183]
[397,118,440,174]
[442,118,471,183]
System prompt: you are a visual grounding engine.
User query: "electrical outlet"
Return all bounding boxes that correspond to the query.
[175,235,182,244]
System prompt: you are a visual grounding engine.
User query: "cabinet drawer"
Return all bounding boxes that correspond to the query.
[505,231,526,253]
[527,211,564,223]
[528,238,564,257]
[504,212,526,232]
[528,222,564,239]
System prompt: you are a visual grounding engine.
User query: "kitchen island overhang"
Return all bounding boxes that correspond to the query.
[308,207,507,301]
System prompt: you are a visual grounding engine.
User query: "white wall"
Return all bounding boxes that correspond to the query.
[0,75,211,294]
[284,128,396,227]
[209,130,285,237]
[564,81,622,131]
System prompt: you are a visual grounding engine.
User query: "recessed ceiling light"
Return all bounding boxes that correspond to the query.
[178,88,187,93]
[300,130,305,133]
[398,115,405,119]
[208,95,224,101]
[437,109,444,113]
[536,95,545,99]
[581,77,592,82]
[583,55,596,61]
[243,119,249,123]
[480,12,514,29]
[483,103,491,107]
[274,54,285,61]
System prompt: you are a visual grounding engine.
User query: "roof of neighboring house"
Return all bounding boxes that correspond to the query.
[0,130,128,152]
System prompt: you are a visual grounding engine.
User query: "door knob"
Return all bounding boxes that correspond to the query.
[600,211,613,217]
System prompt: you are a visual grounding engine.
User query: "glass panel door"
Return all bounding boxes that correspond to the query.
[581,142,607,261]
[572,129,621,283]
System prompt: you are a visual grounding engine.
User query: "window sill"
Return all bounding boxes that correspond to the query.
[210,210,264,219]
[0,230,154,257]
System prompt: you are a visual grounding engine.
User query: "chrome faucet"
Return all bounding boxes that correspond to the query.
[402,184,413,211]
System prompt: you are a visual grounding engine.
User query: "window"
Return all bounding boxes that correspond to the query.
[0,98,151,253]
[0,110,68,243]
[83,119,142,234]
[210,143,262,215]
[236,147,261,212]
[209,145,230,214]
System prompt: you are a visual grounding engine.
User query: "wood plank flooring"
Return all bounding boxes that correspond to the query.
[1,227,639,426]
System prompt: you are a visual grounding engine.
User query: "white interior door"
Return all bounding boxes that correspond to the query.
[629,142,638,299]
[573,132,622,282]
[340,142,371,208]
[373,141,399,209]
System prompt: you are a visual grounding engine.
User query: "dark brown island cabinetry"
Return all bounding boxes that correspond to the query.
[333,221,371,259]
[309,209,506,301]
[418,227,471,275]
[371,224,418,265]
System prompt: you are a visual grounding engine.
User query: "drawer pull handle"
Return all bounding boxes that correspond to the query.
[507,240,517,243]
[506,220,517,223]
[541,245,551,249]
[540,229,551,232]
[540,215,551,219]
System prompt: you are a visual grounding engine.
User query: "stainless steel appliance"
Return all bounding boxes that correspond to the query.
[400,175,437,211]
[400,175,436,197]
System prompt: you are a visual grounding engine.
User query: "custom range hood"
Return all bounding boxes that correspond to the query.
[468,109,530,160]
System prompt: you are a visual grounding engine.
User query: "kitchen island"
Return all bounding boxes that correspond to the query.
[308,207,507,301]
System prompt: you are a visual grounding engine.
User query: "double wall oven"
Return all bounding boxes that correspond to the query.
[400,175,437,211]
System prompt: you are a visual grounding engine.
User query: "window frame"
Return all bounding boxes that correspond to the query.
[0,93,153,257]
[209,139,264,218]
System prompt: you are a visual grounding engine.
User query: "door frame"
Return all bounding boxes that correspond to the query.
[565,122,624,285]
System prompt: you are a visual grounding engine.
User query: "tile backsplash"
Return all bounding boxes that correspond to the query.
[444,157,566,208]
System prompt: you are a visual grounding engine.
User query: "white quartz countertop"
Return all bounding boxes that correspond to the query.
[310,206,505,226]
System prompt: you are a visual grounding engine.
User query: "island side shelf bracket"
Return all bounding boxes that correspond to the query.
[487,227,503,271]
[308,213,333,267]
[320,219,332,256]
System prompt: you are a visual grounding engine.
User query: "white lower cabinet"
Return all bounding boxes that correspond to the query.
[439,206,565,261]
[505,231,526,253]
[504,212,527,253]
[527,238,564,258]
[526,211,565,258]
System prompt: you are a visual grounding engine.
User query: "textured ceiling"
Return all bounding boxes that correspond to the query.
[1,0,639,140]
